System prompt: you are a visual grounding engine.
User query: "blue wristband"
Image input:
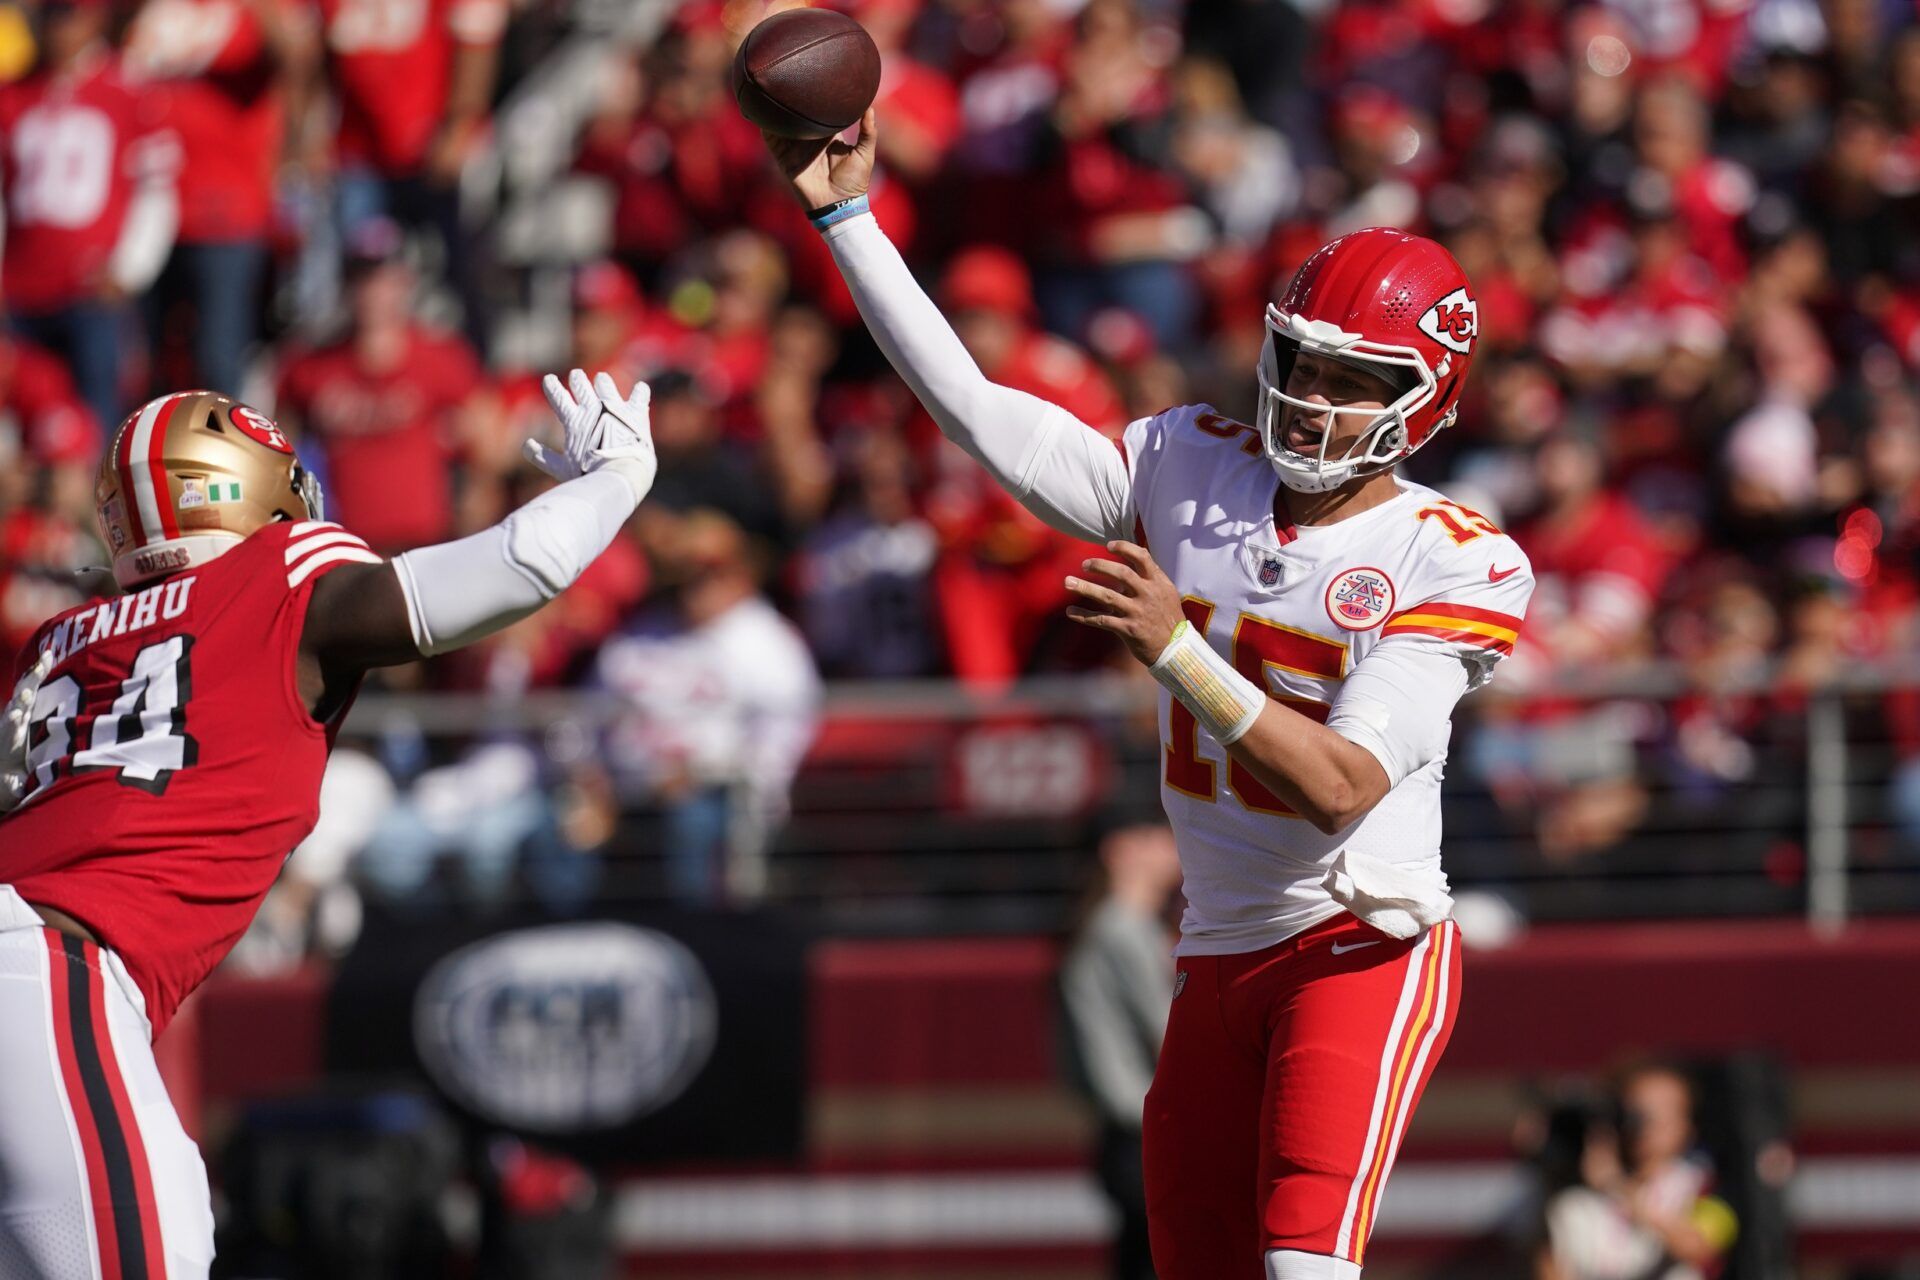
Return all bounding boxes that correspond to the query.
[808,193,870,231]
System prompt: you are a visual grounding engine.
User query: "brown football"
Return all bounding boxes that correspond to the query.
[732,8,882,140]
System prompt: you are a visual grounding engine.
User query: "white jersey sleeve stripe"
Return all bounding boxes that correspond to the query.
[285,530,371,564]
[288,520,341,539]
[286,546,383,588]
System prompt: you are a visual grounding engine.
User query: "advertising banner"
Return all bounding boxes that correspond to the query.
[326,909,807,1162]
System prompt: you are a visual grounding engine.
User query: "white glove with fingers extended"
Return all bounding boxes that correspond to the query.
[526,369,657,505]
[0,648,54,814]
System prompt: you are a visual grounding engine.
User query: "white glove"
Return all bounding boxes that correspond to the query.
[0,649,54,813]
[525,368,657,505]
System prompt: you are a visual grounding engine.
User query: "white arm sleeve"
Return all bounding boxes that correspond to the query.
[1323,641,1473,789]
[390,469,636,656]
[823,212,1133,544]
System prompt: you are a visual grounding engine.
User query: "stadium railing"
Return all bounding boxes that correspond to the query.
[339,659,1920,931]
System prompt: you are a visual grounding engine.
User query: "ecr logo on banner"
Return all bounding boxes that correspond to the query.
[413,923,719,1133]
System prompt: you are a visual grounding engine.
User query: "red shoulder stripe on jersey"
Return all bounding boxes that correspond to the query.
[1380,622,1514,654]
[1387,600,1523,629]
[44,933,166,1280]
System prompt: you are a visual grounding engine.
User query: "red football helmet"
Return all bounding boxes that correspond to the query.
[1258,228,1479,493]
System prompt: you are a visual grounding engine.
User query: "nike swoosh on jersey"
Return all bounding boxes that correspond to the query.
[1488,565,1520,583]
[1330,940,1381,955]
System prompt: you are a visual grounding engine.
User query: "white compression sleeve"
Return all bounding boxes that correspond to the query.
[391,469,636,656]
[822,212,1133,544]
[1323,640,1472,788]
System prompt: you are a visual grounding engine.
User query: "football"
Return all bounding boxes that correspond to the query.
[731,8,882,140]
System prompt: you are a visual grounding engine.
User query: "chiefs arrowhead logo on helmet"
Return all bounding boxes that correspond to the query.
[1418,288,1478,354]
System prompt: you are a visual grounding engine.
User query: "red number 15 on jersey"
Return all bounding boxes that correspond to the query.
[1164,598,1347,818]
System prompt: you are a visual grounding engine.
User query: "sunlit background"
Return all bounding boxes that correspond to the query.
[2,0,1919,1273]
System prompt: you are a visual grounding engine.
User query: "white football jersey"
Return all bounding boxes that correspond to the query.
[1120,404,1535,956]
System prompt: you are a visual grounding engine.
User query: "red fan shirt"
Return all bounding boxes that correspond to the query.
[0,56,176,312]
[316,0,506,175]
[0,520,377,1036]
[123,0,293,243]
[275,329,480,553]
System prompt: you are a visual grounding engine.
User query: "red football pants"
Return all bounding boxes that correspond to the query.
[1143,914,1462,1278]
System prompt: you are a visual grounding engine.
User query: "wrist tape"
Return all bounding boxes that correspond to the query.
[1149,620,1266,745]
[809,193,871,230]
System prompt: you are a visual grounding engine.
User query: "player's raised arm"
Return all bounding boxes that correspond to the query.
[297,371,655,706]
[762,112,1133,546]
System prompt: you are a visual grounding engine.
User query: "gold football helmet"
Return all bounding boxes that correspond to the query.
[96,391,324,588]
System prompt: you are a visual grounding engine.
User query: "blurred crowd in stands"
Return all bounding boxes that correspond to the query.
[4,0,1920,908]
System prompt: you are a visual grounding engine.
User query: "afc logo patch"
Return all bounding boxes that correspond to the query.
[1418,287,1478,355]
[230,403,293,454]
[1325,567,1396,631]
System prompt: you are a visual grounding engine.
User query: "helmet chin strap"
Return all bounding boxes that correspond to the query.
[1273,457,1351,494]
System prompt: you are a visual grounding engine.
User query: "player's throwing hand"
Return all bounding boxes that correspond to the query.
[527,368,658,503]
[762,108,878,212]
[1064,540,1186,665]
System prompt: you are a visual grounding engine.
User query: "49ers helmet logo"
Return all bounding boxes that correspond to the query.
[1418,287,1478,355]
[230,404,292,454]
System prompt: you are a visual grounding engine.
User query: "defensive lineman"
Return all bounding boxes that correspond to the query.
[0,372,655,1278]
[767,115,1533,1279]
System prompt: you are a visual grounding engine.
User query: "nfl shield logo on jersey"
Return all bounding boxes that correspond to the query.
[1258,556,1283,587]
[1325,567,1396,631]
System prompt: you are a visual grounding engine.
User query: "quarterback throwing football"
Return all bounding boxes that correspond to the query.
[0,372,655,1278]
[768,115,1533,1280]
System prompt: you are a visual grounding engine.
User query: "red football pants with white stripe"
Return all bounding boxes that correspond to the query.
[0,886,214,1280]
[1143,913,1461,1279]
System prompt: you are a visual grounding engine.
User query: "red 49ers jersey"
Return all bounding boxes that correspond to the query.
[0,520,379,1036]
